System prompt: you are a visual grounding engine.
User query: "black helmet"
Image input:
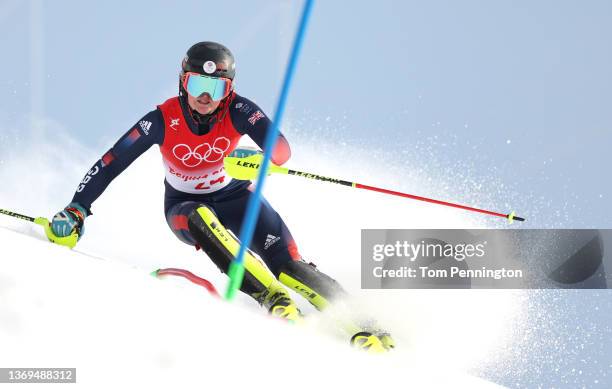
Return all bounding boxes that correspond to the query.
[181,41,236,80]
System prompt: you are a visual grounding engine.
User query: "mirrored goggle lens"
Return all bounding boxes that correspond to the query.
[183,73,232,101]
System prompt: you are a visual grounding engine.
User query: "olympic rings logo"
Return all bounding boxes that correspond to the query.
[172,137,231,167]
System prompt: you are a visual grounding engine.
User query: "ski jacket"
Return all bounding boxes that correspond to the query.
[72,93,290,212]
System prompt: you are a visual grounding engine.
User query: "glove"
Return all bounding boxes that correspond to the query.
[228,147,262,159]
[51,202,88,240]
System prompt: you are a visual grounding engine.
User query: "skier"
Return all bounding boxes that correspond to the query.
[50,41,394,352]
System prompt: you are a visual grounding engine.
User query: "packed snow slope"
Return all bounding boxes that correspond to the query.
[0,129,524,387]
[0,227,504,388]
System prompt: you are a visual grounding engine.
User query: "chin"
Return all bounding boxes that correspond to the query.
[194,106,212,115]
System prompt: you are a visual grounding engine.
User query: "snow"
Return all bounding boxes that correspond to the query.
[0,129,520,387]
[0,227,503,388]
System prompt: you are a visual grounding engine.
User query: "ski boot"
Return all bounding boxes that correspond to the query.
[262,285,303,323]
[350,332,395,353]
[348,319,395,353]
[350,329,395,353]
[350,332,388,353]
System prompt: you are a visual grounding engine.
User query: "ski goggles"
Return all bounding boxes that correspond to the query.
[182,72,232,101]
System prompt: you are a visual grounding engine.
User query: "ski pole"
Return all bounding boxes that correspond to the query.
[223,154,525,223]
[225,0,315,301]
[152,268,219,297]
[0,208,79,248]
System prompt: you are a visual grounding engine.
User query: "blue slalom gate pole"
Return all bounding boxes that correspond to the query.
[225,0,315,300]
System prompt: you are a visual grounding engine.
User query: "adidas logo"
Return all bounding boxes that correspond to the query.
[264,234,280,250]
[139,120,152,135]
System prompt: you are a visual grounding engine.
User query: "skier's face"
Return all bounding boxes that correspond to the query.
[182,63,230,115]
[187,92,221,115]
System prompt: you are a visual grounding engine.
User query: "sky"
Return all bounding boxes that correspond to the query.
[0,0,611,227]
[0,1,611,387]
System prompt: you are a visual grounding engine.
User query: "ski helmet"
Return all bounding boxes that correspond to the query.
[181,41,235,80]
[179,42,236,129]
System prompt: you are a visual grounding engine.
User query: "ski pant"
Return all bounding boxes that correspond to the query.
[164,179,300,276]
[163,179,347,315]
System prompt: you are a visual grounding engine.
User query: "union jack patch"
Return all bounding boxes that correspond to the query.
[248,110,265,125]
